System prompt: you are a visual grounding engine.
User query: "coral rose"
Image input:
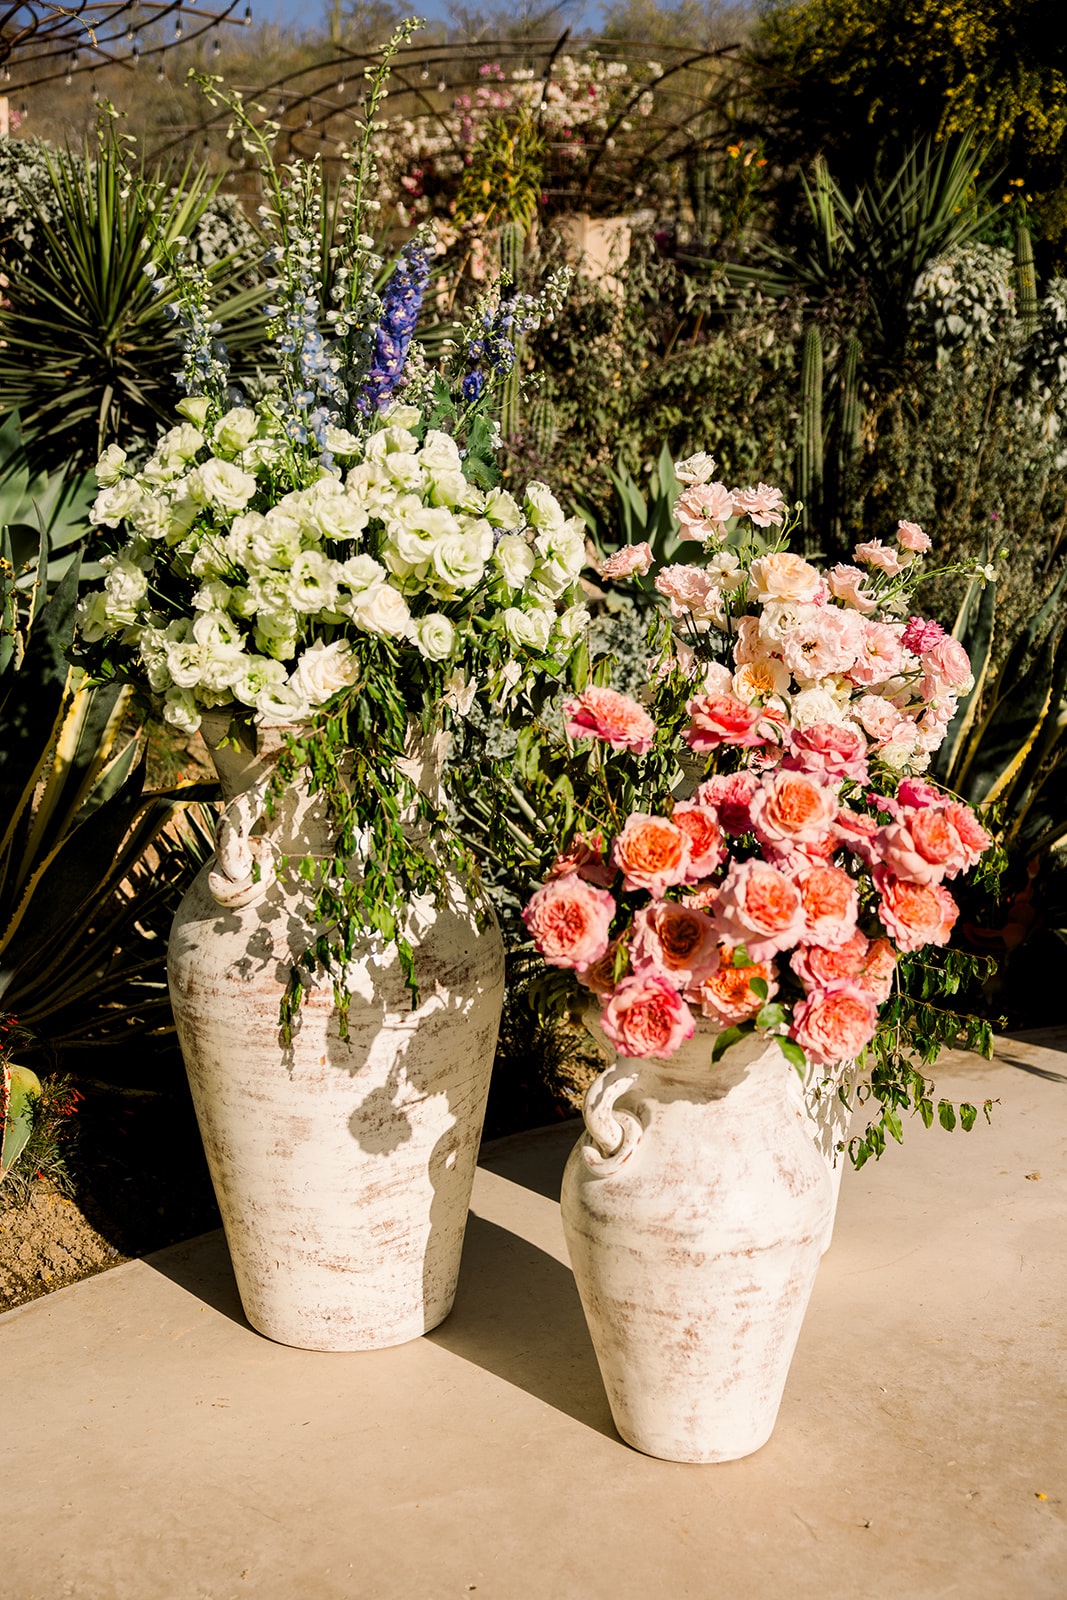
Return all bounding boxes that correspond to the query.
[875,870,959,951]
[791,930,871,991]
[522,877,616,970]
[578,937,629,997]
[612,813,691,895]
[749,770,839,849]
[684,693,765,750]
[563,686,656,754]
[689,948,778,1024]
[693,771,760,835]
[875,807,971,885]
[599,973,696,1059]
[671,802,726,880]
[794,862,860,947]
[943,801,993,869]
[856,937,897,1003]
[631,902,720,989]
[783,722,870,783]
[790,982,879,1068]
[714,858,808,961]
[833,806,881,862]
[546,830,616,888]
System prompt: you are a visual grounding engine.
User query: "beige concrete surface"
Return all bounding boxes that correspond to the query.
[2,1031,1065,1600]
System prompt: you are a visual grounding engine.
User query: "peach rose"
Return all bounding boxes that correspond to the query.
[612,813,691,895]
[791,929,871,991]
[854,539,905,576]
[564,686,656,754]
[522,877,616,970]
[714,858,807,961]
[578,937,629,997]
[875,870,959,951]
[599,973,696,1058]
[631,901,720,989]
[598,541,653,580]
[783,722,870,783]
[943,801,993,869]
[790,982,879,1067]
[688,947,778,1024]
[694,771,760,835]
[671,802,726,880]
[794,862,860,947]
[749,770,839,849]
[685,693,765,750]
[896,520,931,553]
[749,551,822,604]
[855,937,897,1003]
[547,830,616,888]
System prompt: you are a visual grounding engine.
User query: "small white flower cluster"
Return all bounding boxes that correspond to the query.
[77,399,588,733]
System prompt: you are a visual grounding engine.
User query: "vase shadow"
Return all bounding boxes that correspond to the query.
[425,1213,617,1440]
[142,1228,255,1330]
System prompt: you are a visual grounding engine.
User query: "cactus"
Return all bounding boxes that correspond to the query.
[498,221,526,441]
[528,396,558,461]
[797,324,824,551]
[1015,221,1039,337]
[830,333,863,548]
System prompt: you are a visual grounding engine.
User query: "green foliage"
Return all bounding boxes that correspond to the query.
[453,110,547,233]
[577,443,684,581]
[0,412,98,587]
[0,1060,41,1183]
[797,323,823,542]
[0,133,268,474]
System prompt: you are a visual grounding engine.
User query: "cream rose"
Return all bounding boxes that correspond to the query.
[193,459,258,515]
[352,582,411,637]
[494,533,537,589]
[288,639,360,706]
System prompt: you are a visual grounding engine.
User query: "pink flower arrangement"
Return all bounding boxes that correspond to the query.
[564,686,656,754]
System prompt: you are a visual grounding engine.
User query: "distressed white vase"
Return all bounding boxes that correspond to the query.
[167,712,505,1352]
[561,1025,833,1463]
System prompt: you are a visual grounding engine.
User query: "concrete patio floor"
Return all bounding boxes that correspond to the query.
[2,1031,1065,1600]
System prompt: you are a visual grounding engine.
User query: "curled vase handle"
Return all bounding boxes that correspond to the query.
[208,778,277,910]
[582,1066,643,1177]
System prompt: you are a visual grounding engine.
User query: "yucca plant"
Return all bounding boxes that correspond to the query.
[0,552,217,1051]
[0,136,268,475]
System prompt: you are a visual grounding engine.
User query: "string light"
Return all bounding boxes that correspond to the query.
[174,13,183,37]
[336,75,345,92]
[243,4,252,23]
[212,33,221,56]
[157,61,166,81]
[131,40,140,64]
[125,22,134,42]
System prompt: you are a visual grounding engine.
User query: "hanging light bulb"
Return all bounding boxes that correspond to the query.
[243,4,252,23]
[131,40,140,64]
[336,74,345,93]
[420,67,429,81]
[437,78,446,93]
[91,77,99,102]
[174,13,183,37]
[65,53,74,84]
[125,22,134,42]
[157,61,166,81]
[212,33,221,56]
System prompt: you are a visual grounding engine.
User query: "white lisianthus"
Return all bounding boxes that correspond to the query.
[192,458,258,515]
[289,549,341,614]
[484,487,522,530]
[176,396,211,429]
[212,407,259,456]
[431,532,487,591]
[90,480,143,527]
[414,613,456,661]
[324,425,362,457]
[426,467,470,508]
[74,591,112,643]
[524,481,567,531]
[193,578,233,613]
[365,425,419,460]
[352,582,412,637]
[94,443,128,487]
[163,686,202,733]
[254,607,299,661]
[289,639,361,706]
[231,655,288,709]
[503,606,554,651]
[673,451,716,485]
[256,682,313,727]
[102,556,149,624]
[554,602,590,644]
[247,512,305,572]
[419,430,463,474]
[338,554,387,594]
[383,452,426,492]
[494,533,536,589]
[382,401,420,430]
[158,422,205,462]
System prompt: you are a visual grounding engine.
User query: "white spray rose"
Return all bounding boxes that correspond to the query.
[414,613,456,661]
[494,534,536,589]
[94,443,128,487]
[212,407,259,456]
[673,451,716,486]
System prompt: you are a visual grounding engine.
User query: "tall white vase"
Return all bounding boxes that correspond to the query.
[167,713,505,1352]
[560,1025,832,1463]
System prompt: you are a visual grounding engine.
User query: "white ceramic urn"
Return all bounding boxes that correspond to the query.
[561,1025,833,1463]
[167,713,505,1352]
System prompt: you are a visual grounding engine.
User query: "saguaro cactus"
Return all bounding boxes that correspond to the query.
[831,333,863,549]
[498,221,526,441]
[797,324,824,551]
[528,395,558,461]
[1015,222,1039,337]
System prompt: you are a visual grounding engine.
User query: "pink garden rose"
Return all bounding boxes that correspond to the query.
[875,808,970,885]
[612,813,691,895]
[713,858,808,961]
[547,830,616,888]
[694,771,761,835]
[599,973,696,1058]
[749,770,839,850]
[674,482,736,540]
[833,805,881,862]
[848,620,905,686]
[827,563,878,614]
[791,929,870,991]
[522,877,616,970]
[564,686,656,754]
[783,721,870,783]
[598,541,653,580]
[854,538,905,576]
[943,801,993,869]
[655,563,719,622]
[922,635,972,690]
[853,693,912,744]
[780,606,865,679]
[875,870,959,951]
[671,802,726,880]
[794,861,860,947]
[790,982,879,1067]
[685,693,765,750]
[896,520,931,553]
[855,937,897,1003]
[631,901,720,989]
[902,615,946,655]
[733,482,786,528]
[897,777,943,810]
[578,938,629,998]
[688,946,778,1024]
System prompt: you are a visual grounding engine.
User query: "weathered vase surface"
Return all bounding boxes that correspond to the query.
[561,1025,833,1463]
[167,714,505,1352]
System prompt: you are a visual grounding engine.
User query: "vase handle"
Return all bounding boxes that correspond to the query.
[208,777,277,910]
[582,1066,643,1176]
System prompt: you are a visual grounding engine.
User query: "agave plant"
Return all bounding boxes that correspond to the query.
[576,443,685,584]
[0,411,98,587]
[0,551,217,1052]
[0,136,268,475]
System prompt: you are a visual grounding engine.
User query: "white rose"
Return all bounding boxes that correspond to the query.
[674,451,716,486]
[524,481,566,531]
[352,582,412,637]
[288,639,360,706]
[163,687,202,733]
[431,533,487,591]
[419,429,463,474]
[757,600,808,650]
[94,443,127,487]
[212,407,259,455]
[176,396,211,428]
[414,613,456,661]
[494,533,536,589]
[503,606,554,651]
[90,480,143,527]
[192,458,258,515]
[484,487,523,530]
